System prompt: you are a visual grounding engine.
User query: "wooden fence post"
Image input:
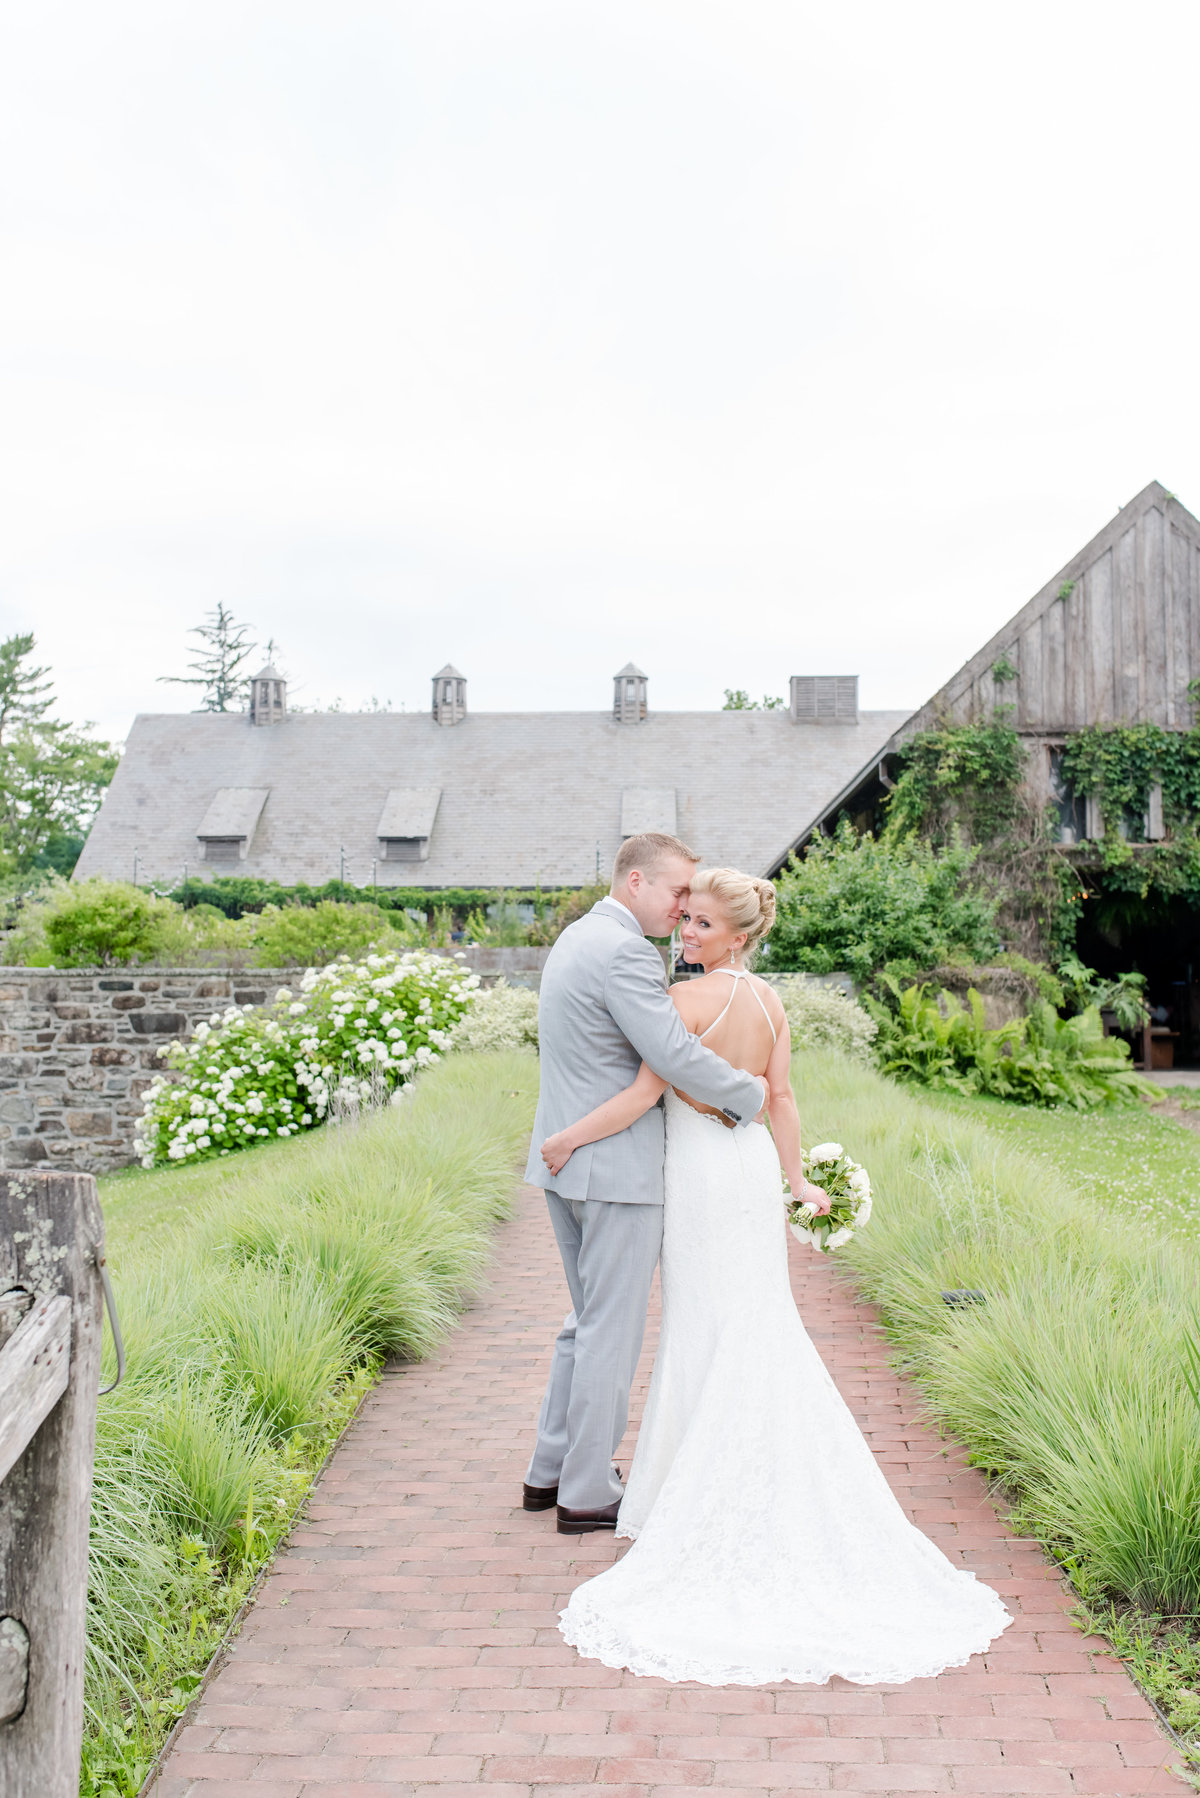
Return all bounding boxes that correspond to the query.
[0,1171,105,1798]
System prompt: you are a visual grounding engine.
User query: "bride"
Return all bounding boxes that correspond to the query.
[539,866,1011,1688]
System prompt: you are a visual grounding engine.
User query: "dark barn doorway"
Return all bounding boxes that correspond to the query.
[1075,890,1200,1069]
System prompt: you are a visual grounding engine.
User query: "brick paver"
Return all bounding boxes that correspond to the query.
[150,1184,1183,1797]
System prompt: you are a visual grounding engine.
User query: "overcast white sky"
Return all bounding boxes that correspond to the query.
[3,1,1199,744]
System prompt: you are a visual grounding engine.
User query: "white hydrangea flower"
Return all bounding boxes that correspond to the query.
[807,1142,844,1162]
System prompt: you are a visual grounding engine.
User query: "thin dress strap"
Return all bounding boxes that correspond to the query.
[697,968,777,1043]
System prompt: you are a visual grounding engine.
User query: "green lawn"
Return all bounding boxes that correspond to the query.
[919,1087,1200,1238]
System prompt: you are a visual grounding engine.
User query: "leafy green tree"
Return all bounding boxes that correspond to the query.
[722,689,785,710]
[158,605,258,711]
[0,634,117,874]
[765,822,1001,982]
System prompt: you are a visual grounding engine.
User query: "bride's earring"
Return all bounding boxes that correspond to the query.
[729,949,736,967]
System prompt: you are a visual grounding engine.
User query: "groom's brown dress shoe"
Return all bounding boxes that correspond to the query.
[523,1482,558,1511]
[556,1500,621,1535]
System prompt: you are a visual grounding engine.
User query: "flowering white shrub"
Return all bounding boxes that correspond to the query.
[136,949,480,1167]
[450,978,539,1054]
[768,975,878,1064]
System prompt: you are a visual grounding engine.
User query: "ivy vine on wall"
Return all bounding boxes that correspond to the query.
[885,720,1026,845]
[878,705,1200,949]
[1061,722,1200,900]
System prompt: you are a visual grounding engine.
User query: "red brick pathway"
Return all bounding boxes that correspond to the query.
[151,1184,1183,1798]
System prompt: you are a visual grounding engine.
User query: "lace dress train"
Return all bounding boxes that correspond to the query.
[559,1091,1012,1686]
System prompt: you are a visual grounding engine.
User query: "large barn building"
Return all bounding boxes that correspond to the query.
[75,663,908,891]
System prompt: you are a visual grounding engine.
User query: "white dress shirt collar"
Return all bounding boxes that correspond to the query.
[601,895,644,935]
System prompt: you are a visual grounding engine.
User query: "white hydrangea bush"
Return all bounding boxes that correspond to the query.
[450,977,539,1054]
[135,949,480,1167]
[768,975,878,1064]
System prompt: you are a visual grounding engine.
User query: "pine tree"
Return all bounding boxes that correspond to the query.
[158,605,258,711]
[0,632,54,744]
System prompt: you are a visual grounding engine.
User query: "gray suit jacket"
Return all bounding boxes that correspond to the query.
[524,898,766,1204]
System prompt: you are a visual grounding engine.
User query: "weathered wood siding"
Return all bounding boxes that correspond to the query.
[906,483,1200,734]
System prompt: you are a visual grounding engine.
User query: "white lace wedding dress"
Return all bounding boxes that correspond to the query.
[559,1088,1012,1686]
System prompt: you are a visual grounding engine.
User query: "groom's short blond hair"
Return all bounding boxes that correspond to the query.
[612,832,700,886]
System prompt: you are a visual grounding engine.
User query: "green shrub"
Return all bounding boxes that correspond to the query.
[765,823,1000,982]
[136,948,479,1167]
[150,903,254,968]
[867,978,1146,1109]
[452,978,540,1053]
[766,975,877,1063]
[40,879,174,966]
[248,899,422,966]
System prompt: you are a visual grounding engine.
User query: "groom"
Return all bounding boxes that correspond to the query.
[523,832,767,1533]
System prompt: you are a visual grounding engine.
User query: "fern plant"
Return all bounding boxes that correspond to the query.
[867,979,1148,1110]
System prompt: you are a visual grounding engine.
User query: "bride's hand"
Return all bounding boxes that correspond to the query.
[797,1178,832,1216]
[541,1131,574,1176]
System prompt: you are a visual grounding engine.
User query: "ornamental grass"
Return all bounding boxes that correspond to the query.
[82,1050,537,1798]
[797,1048,1200,1616]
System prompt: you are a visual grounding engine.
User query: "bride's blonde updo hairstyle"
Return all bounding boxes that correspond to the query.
[687,867,777,965]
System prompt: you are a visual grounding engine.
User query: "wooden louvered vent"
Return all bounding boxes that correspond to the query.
[789,676,859,725]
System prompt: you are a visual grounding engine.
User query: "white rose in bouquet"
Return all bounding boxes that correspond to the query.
[807,1142,844,1163]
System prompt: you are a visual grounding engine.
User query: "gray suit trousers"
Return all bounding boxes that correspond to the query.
[527,1191,663,1510]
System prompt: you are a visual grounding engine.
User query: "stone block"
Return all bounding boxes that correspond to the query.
[193,980,231,998]
[67,1069,107,1093]
[129,1012,187,1036]
[5,1137,47,1164]
[137,980,162,992]
[58,1022,112,1045]
[111,993,146,1011]
[0,1094,32,1124]
[64,1110,115,1137]
[234,989,268,1006]
[97,979,135,991]
[91,1045,134,1067]
[35,1119,66,1136]
[51,1005,90,1020]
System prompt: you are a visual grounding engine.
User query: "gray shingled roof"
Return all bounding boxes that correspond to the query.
[76,706,911,890]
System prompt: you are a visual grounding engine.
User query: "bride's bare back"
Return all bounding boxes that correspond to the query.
[671,970,784,1121]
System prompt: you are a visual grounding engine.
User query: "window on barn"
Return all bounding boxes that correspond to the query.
[1047,749,1086,844]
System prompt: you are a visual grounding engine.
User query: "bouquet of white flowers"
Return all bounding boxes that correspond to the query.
[786,1141,873,1254]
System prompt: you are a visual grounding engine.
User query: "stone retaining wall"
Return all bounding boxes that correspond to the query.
[0,946,554,1175]
[0,968,306,1174]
